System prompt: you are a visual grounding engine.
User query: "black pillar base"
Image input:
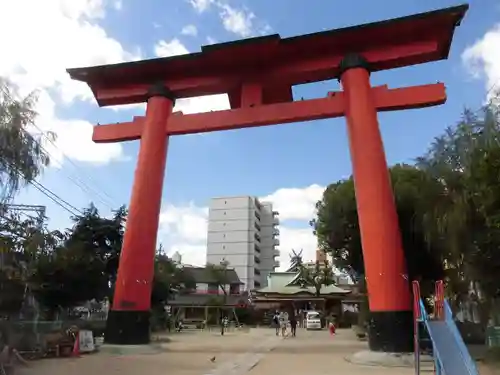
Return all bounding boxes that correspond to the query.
[367,310,413,352]
[105,310,150,345]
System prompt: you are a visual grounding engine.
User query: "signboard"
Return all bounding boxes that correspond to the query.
[79,330,95,353]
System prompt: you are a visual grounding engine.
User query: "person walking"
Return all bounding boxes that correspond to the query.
[272,311,280,336]
[290,315,297,337]
[280,311,287,337]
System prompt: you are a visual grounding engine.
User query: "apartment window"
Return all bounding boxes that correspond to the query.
[254,281,261,288]
[254,268,261,275]
[254,256,261,264]
[254,245,260,253]
[254,211,260,221]
[254,232,261,242]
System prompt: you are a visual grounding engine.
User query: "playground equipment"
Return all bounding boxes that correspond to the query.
[412,280,478,375]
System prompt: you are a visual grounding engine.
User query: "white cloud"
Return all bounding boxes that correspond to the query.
[218,4,255,37]
[158,185,324,270]
[0,0,139,166]
[462,23,500,98]
[206,36,218,45]
[154,38,190,57]
[277,227,318,271]
[187,0,269,37]
[260,184,325,221]
[188,0,214,13]
[181,24,198,36]
[112,0,123,10]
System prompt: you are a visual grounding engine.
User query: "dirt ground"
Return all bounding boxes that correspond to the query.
[13,328,500,375]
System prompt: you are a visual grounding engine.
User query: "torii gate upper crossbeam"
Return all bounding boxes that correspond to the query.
[92,83,446,143]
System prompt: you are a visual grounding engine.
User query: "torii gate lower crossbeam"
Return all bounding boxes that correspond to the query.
[100,55,446,351]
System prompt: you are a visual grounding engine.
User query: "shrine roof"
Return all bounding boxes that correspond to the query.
[67,4,468,106]
[254,271,351,296]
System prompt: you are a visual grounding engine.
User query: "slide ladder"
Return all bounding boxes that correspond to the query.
[412,280,478,375]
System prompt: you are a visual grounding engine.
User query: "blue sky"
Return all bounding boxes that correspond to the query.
[2,0,499,268]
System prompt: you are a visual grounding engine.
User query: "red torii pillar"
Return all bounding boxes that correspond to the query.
[103,84,175,344]
[67,4,467,351]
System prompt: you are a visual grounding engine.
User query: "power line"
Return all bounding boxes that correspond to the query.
[3,159,83,217]
[28,178,82,217]
[25,124,119,211]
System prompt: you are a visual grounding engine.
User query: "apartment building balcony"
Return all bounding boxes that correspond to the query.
[273,217,280,225]
[272,211,279,216]
[254,232,261,243]
[273,249,280,257]
[273,229,280,236]
[273,260,280,268]
[273,238,280,246]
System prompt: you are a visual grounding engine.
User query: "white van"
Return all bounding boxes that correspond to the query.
[305,311,322,330]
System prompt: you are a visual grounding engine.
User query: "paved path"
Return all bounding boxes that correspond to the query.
[14,328,497,375]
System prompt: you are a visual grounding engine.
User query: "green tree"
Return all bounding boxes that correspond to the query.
[0,209,62,318]
[417,102,500,321]
[30,244,108,318]
[66,203,127,288]
[206,261,230,298]
[206,261,231,334]
[24,203,126,318]
[151,248,195,308]
[312,164,445,298]
[0,78,55,202]
[298,259,336,297]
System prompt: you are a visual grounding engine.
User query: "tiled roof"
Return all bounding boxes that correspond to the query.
[181,266,243,285]
[167,294,248,306]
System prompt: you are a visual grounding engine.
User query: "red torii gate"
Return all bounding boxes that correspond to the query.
[67,4,468,351]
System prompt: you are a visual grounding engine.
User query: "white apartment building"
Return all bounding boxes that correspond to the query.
[206,196,280,290]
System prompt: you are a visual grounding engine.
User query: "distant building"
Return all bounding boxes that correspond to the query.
[252,271,352,314]
[167,265,248,310]
[206,196,280,290]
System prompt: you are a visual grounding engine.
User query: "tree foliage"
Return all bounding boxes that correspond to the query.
[206,261,230,296]
[0,203,193,319]
[312,164,445,297]
[0,79,55,203]
[312,99,500,323]
[298,259,336,297]
[152,248,195,308]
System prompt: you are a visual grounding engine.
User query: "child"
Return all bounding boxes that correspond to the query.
[280,318,287,337]
[329,321,336,336]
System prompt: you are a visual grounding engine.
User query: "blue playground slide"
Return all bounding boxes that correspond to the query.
[416,297,478,375]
